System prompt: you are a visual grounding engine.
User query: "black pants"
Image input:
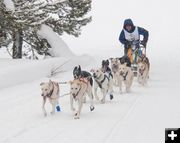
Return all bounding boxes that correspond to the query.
[124,47,128,55]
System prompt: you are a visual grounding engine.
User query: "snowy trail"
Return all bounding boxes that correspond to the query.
[0,60,142,143]
[101,62,180,143]
[0,59,180,143]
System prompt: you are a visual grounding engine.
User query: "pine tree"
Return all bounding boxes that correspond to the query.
[0,0,92,59]
[0,1,12,47]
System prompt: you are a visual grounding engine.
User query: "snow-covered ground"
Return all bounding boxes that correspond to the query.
[1,0,180,143]
[0,52,180,143]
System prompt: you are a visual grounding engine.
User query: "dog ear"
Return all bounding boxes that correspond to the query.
[78,65,81,72]
[40,82,45,86]
[102,60,105,65]
[117,60,121,64]
[90,69,94,72]
[74,66,78,70]
[137,56,143,63]
[123,62,127,66]
[106,59,109,65]
[48,79,53,86]
[68,80,73,85]
[109,58,113,61]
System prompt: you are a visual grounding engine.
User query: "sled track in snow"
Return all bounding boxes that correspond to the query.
[102,95,142,143]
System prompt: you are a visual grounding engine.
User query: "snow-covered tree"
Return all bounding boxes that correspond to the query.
[0,0,92,59]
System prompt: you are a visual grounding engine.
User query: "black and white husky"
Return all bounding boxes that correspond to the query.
[73,65,93,86]
[90,68,114,103]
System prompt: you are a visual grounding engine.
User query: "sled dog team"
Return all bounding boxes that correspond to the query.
[40,55,150,119]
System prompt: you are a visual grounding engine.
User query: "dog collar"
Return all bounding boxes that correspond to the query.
[95,74,109,89]
[96,74,102,80]
[79,78,88,85]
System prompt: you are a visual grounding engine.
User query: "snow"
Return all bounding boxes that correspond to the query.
[38,25,75,58]
[0,55,94,89]
[4,0,14,11]
[1,0,180,143]
[0,55,180,143]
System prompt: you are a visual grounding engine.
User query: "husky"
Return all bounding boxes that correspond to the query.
[101,60,113,82]
[73,65,93,86]
[117,63,134,93]
[40,80,60,117]
[137,55,150,85]
[73,65,93,103]
[109,58,120,86]
[109,56,131,86]
[118,55,131,67]
[91,68,113,103]
[69,78,95,119]
[101,59,112,74]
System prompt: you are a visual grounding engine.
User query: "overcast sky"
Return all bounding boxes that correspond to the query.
[62,0,180,60]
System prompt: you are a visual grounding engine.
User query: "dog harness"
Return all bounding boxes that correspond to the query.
[72,78,88,100]
[95,74,109,89]
[79,78,89,85]
[139,67,145,76]
[122,71,128,81]
[46,82,59,99]
[47,83,54,98]
[72,86,82,100]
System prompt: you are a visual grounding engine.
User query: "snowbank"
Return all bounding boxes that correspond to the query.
[38,25,75,57]
[0,55,94,89]
[4,0,14,11]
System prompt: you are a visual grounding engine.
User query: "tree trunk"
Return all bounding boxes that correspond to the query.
[12,29,23,59]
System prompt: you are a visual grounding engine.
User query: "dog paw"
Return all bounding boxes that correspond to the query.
[110,94,113,100]
[83,97,86,103]
[74,116,80,119]
[100,99,105,104]
[71,108,75,111]
[95,96,99,101]
[126,89,130,93]
[90,106,95,111]
[50,111,55,115]
[119,91,123,94]
[74,113,80,119]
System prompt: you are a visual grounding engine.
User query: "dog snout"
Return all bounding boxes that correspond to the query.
[41,93,44,96]
[93,73,97,78]
[120,71,124,75]
[112,64,117,69]
[74,75,78,79]
[72,93,76,98]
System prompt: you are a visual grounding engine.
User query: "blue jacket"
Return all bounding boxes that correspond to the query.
[119,19,149,45]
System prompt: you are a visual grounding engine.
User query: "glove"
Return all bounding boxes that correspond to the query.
[124,40,133,47]
[140,41,147,48]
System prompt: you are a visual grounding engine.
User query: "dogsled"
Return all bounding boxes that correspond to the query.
[127,40,146,76]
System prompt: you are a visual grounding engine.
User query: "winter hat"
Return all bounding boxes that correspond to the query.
[123,18,135,32]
